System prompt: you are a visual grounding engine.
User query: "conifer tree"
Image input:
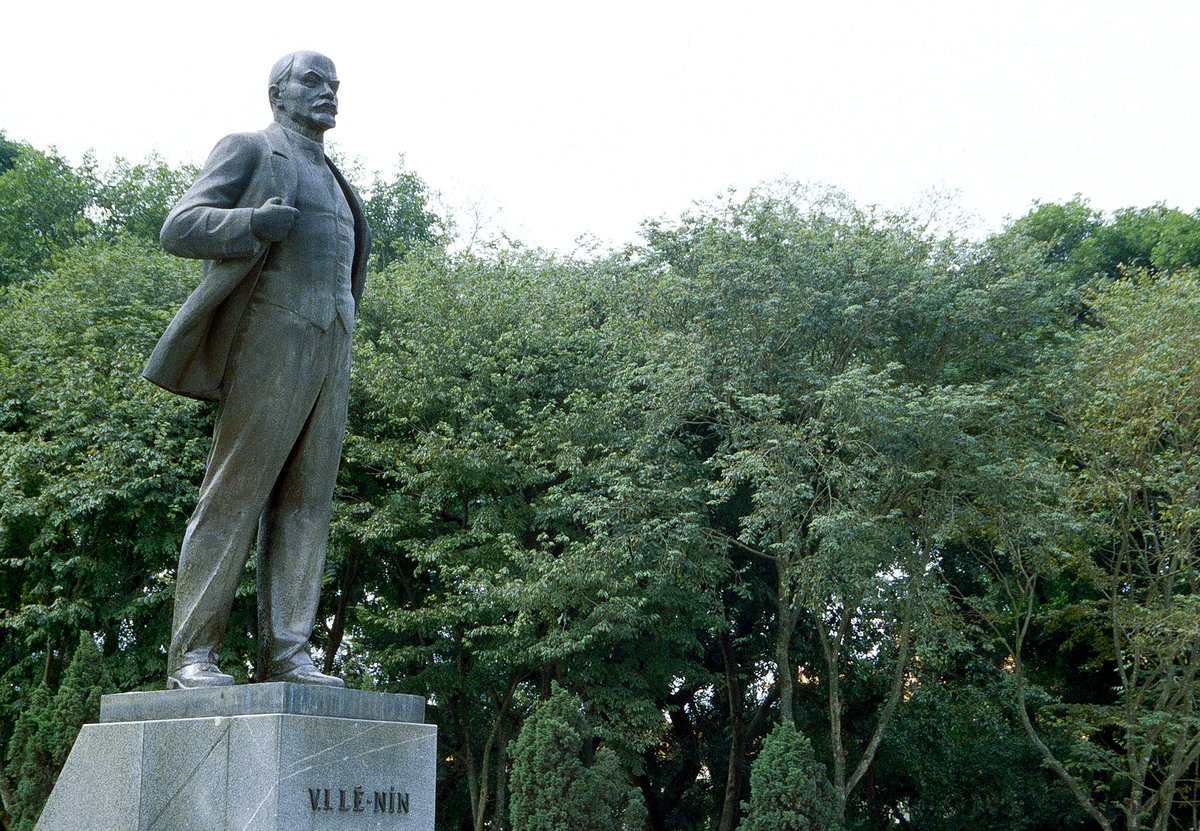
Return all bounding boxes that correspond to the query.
[5,683,52,831]
[740,722,841,831]
[509,684,645,831]
[4,634,111,831]
[44,633,110,766]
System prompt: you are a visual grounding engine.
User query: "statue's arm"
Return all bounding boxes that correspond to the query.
[159,133,263,260]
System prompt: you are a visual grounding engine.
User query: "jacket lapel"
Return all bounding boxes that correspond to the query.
[263,122,299,206]
[326,158,371,304]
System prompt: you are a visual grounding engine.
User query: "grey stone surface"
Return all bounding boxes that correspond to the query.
[101,682,425,724]
[277,716,435,830]
[226,716,283,831]
[141,717,235,831]
[34,721,144,831]
[35,707,435,831]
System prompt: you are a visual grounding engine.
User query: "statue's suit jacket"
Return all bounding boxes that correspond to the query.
[144,122,371,400]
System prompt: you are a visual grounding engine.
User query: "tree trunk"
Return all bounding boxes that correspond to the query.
[451,641,490,831]
[1008,587,1114,831]
[0,769,15,817]
[457,694,485,831]
[492,715,510,831]
[717,719,746,831]
[717,631,746,831]
[817,608,847,823]
[639,686,702,831]
[865,764,883,831]
[717,650,779,831]
[635,774,666,831]
[844,602,913,799]
[323,542,362,673]
[774,559,800,725]
[42,644,54,687]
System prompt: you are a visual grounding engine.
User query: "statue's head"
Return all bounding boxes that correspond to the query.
[268,51,339,141]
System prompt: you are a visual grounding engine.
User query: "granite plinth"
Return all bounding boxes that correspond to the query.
[100,682,425,724]
[34,683,436,831]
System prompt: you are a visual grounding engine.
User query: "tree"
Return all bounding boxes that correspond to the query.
[3,683,51,831]
[0,138,203,284]
[509,684,645,831]
[4,633,111,831]
[337,245,713,831]
[94,154,196,243]
[1008,197,1200,283]
[0,143,95,285]
[361,157,443,269]
[977,270,1200,831]
[0,131,20,173]
[0,235,215,716]
[0,224,209,828]
[11,124,1200,831]
[740,721,840,831]
[635,183,1069,826]
[875,676,1089,830]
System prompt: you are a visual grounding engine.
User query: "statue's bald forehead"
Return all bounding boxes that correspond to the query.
[268,51,335,88]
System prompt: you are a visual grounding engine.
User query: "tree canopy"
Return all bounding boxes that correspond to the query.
[2,131,1200,831]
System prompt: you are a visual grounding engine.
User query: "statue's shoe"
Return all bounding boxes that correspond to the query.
[263,665,345,687]
[168,662,235,689]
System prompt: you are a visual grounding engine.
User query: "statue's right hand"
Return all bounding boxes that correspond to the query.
[251,197,300,241]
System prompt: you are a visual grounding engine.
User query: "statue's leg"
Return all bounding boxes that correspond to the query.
[168,300,325,676]
[255,314,353,679]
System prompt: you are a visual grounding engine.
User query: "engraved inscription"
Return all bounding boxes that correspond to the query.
[308,787,410,816]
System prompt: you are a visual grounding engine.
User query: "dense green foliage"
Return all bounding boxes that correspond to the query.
[876,679,1089,830]
[0,133,22,175]
[1012,197,1200,282]
[0,144,94,285]
[2,133,1200,831]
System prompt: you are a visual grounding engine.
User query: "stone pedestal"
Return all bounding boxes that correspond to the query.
[34,683,436,831]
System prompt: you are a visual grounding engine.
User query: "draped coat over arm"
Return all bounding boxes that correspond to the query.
[143,122,371,401]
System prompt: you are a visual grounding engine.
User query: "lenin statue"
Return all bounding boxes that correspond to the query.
[144,51,370,689]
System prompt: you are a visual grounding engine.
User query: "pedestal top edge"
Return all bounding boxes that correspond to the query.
[99,682,427,724]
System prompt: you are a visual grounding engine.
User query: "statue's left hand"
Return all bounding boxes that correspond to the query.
[251,197,300,241]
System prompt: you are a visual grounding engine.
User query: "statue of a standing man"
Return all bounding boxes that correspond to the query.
[144,51,370,689]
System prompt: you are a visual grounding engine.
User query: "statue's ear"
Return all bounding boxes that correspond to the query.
[268,84,281,109]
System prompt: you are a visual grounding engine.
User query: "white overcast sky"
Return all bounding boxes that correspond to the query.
[4,0,1200,252]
